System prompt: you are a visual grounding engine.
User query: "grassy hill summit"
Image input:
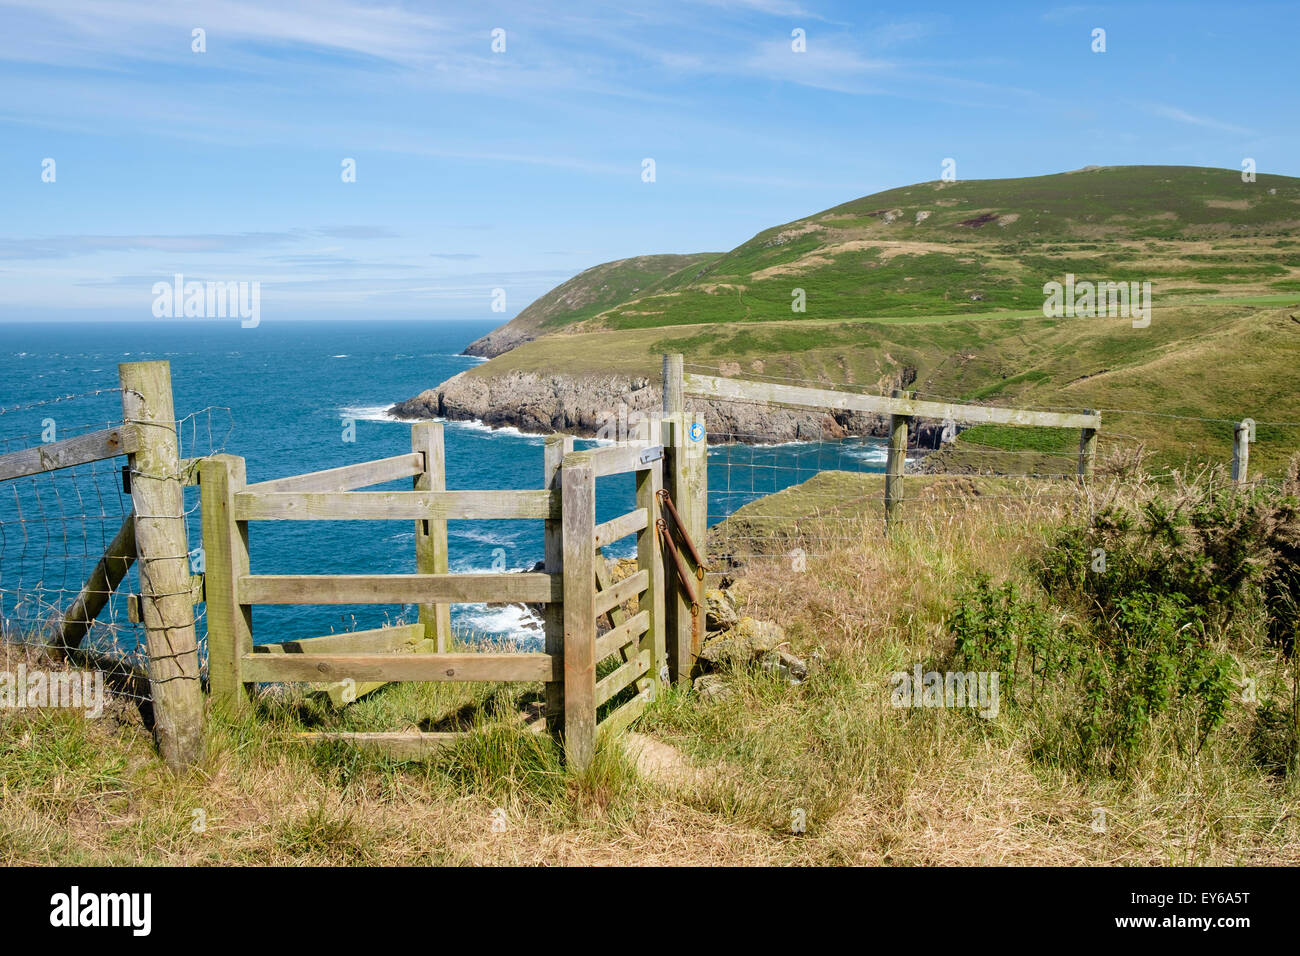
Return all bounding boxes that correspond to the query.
[467,164,1300,346]
[397,165,1300,472]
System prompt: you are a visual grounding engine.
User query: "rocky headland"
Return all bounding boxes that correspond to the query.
[389,369,950,447]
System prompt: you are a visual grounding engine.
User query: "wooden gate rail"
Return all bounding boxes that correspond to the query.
[242,452,424,494]
[594,507,649,547]
[241,652,560,683]
[236,572,561,604]
[681,372,1101,430]
[0,425,139,482]
[251,621,428,705]
[232,489,559,521]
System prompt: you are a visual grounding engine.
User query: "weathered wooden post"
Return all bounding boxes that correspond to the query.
[543,433,574,737]
[412,422,451,650]
[198,454,251,712]
[560,449,597,770]
[119,360,204,770]
[661,353,697,684]
[636,446,667,697]
[1077,419,1098,484]
[884,388,911,534]
[682,410,706,661]
[1232,418,1254,485]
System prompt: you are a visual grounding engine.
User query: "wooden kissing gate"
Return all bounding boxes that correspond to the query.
[199,358,708,770]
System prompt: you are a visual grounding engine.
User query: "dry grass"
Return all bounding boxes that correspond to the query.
[2,475,1298,865]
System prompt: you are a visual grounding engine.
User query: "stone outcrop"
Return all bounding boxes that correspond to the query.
[691,586,811,699]
[389,369,917,446]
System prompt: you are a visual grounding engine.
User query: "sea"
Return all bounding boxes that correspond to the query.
[0,319,889,651]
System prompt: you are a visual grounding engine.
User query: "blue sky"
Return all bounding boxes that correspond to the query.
[0,0,1295,322]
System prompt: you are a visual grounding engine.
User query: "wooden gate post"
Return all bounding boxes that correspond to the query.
[661,353,695,684]
[560,450,597,770]
[636,454,667,697]
[199,454,251,712]
[884,388,911,534]
[412,423,451,650]
[543,433,574,737]
[119,360,204,770]
[1232,419,1253,485]
[1077,421,1098,484]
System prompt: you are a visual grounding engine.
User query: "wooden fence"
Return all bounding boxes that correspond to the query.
[676,361,1103,531]
[199,416,697,770]
[0,358,710,772]
[0,361,204,770]
[1,355,1275,775]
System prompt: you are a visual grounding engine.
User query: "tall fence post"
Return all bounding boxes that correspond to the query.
[884,388,910,534]
[543,433,574,738]
[682,409,706,660]
[561,450,597,770]
[661,353,695,684]
[412,422,451,650]
[198,454,251,712]
[119,360,204,770]
[1232,418,1254,485]
[1077,419,1098,484]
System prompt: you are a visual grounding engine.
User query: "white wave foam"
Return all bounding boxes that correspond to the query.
[442,418,545,443]
[339,404,404,423]
[455,602,544,646]
[451,526,522,547]
[844,444,889,463]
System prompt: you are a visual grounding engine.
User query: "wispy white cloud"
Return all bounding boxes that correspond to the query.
[1141,102,1254,136]
[0,0,445,67]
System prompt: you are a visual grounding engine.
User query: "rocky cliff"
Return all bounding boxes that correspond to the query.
[388,369,950,446]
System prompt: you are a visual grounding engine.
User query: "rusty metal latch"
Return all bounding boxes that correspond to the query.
[656,489,706,580]
[657,518,700,616]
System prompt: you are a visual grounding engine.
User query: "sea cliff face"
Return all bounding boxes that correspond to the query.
[461,326,536,359]
[388,370,947,446]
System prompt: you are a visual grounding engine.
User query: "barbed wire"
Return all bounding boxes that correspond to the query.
[0,387,124,417]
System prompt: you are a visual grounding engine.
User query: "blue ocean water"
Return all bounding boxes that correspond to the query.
[0,320,888,651]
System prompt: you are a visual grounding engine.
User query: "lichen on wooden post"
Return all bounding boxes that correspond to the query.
[661,353,695,684]
[885,388,910,534]
[119,360,204,770]
[560,450,597,770]
[412,422,451,650]
[1078,423,1098,484]
[199,454,251,713]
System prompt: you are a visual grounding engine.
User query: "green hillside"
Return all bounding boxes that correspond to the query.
[486,165,1300,336]
[442,165,1300,473]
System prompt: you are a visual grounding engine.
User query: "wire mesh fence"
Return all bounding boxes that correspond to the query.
[685,360,1300,573]
[0,391,232,704]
